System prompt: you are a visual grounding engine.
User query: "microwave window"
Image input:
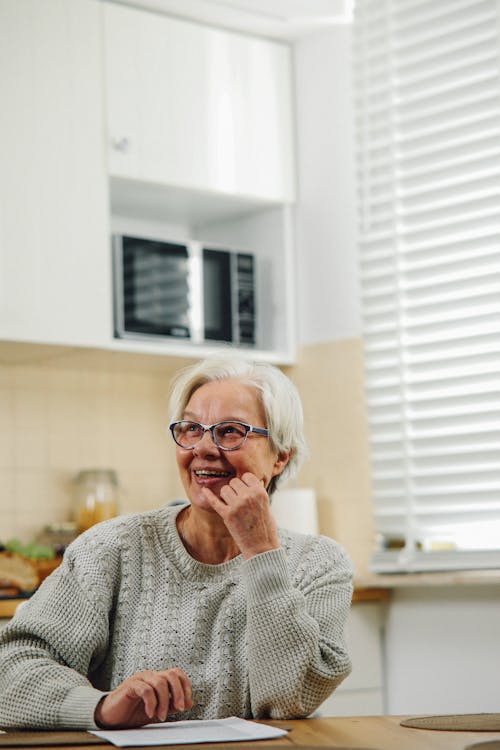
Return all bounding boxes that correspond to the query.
[122,237,190,338]
[203,249,232,342]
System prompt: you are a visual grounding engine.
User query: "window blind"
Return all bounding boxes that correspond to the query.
[354,0,500,572]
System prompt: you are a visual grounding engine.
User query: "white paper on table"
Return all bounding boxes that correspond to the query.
[89,716,288,747]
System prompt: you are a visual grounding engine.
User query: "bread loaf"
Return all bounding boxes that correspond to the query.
[0,551,39,592]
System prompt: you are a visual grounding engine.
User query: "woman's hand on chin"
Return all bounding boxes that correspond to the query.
[202,472,281,560]
[94,668,193,729]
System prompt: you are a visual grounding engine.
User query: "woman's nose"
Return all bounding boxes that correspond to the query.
[193,429,219,455]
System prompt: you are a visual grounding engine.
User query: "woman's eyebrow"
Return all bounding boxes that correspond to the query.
[182,410,247,422]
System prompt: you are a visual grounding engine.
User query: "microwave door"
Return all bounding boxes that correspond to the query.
[119,237,192,339]
[203,248,232,342]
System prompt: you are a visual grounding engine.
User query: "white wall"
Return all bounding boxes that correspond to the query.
[293,26,361,345]
[385,587,500,714]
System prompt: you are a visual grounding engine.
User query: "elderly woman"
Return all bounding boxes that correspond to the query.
[0,357,353,729]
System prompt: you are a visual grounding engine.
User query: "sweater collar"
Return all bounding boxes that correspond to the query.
[157,503,243,582]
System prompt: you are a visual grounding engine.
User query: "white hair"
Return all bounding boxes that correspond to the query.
[168,356,308,493]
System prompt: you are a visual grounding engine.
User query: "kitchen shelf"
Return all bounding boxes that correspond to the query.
[110,177,284,228]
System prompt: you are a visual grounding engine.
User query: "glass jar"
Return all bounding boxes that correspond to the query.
[73,469,120,533]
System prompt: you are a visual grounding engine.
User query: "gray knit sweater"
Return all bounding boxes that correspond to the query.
[0,504,353,729]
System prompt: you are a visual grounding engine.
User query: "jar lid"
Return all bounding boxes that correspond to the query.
[43,522,78,533]
[74,469,119,486]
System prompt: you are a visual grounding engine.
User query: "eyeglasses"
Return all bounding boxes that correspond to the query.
[169,420,269,451]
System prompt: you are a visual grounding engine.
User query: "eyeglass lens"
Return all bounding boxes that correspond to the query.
[172,421,248,449]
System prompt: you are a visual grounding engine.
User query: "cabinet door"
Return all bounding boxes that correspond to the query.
[0,0,111,347]
[104,3,295,202]
[317,602,386,717]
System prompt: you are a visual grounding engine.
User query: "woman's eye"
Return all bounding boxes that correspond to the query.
[221,424,246,438]
[180,423,199,435]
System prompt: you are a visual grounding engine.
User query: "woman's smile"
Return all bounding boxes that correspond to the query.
[192,467,233,486]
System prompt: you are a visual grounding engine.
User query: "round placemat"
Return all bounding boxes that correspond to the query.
[401,714,500,731]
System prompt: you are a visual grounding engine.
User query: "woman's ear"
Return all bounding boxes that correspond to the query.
[271,451,291,478]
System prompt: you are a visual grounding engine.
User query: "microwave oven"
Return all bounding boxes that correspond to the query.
[112,233,256,346]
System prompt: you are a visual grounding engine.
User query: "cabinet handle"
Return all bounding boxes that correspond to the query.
[111,136,130,153]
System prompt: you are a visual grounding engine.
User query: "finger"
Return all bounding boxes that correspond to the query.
[167,668,193,704]
[220,477,266,506]
[179,671,193,708]
[220,479,242,500]
[221,475,264,499]
[201,486,228,511]
[241,472,266,488]
[145,673,171,721]
[157,669,193,714]
[126,679,158,720]
[165,671,186,712]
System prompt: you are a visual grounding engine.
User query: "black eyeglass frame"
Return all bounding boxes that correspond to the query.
[169,420,269,451]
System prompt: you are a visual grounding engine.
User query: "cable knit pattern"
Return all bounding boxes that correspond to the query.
[0,504,353,729]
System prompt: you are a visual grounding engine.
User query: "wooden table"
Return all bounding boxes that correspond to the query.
[278,716,500,749]
[2,717,499,750]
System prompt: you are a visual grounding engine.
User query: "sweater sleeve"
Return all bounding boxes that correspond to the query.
[242,536,353,719]
[0,537,115,729]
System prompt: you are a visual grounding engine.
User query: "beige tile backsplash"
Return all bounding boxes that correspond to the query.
[1,339,374,576]
[1,361,187,542]
[288,339,375,576]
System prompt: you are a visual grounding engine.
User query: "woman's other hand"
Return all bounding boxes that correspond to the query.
[202,471,280,560]
[94,668,193,728]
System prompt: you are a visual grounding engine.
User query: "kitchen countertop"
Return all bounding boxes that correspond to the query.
[1,587,388,618]
[4,569,500,619]
[355,567,500,590]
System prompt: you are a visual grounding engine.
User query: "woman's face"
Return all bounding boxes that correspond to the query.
[175,379,288,510]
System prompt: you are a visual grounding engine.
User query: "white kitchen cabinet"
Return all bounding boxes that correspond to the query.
[103,2,297,364]
[104,3,295,203]
[0,0,297,366]
[0,0,111,348]
[317,602,386,717]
